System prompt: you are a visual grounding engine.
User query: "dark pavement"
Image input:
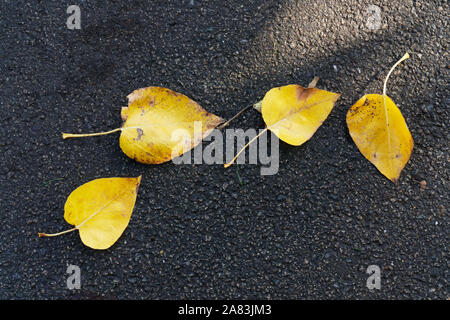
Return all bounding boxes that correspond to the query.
[0,0,448,299]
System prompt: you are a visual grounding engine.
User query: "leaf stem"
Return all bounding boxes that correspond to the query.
[62,128,122,139]
[38,228,77,237]
[382,52,409,180]
[224,127,268,168]
[218,104,253,130]
[307,76,319,88]
[383,52,410,97]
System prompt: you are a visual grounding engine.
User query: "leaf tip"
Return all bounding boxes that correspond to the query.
[134,175,143,195]
[253,101,262,113]
[389,175,400,184]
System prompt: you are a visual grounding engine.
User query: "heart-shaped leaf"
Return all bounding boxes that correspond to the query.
[261,84,340,146]
[347,53,413,182]
[225,79,340,167]
[39,176,141,249]
[63,87,224,164]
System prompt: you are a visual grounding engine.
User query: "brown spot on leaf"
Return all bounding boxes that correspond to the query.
[148,96,155,108]
[136,128,144,141]
[296,86,314,102]
[167,89,180,97]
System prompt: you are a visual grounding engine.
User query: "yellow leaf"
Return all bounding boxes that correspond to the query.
[120,87,223,164]
[347,95,413,182]
[38,176,142,249]
[63,87,223,164]
[346,53,413,182]
[261,85,340,145]
[224,80,340,167]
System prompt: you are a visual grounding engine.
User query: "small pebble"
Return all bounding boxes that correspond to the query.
[420,180,427,190]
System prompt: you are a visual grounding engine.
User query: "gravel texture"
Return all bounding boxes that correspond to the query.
[0,0,448,299]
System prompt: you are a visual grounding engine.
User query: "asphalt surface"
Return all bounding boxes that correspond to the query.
[0,0,448,299]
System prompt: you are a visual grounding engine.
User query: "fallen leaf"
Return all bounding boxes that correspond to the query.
[225,78,340,167]
[38,176,142,249]
[63,87,223,164]
[252,76,320,113]
[261,84,340,146]
[346,53,413,182]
